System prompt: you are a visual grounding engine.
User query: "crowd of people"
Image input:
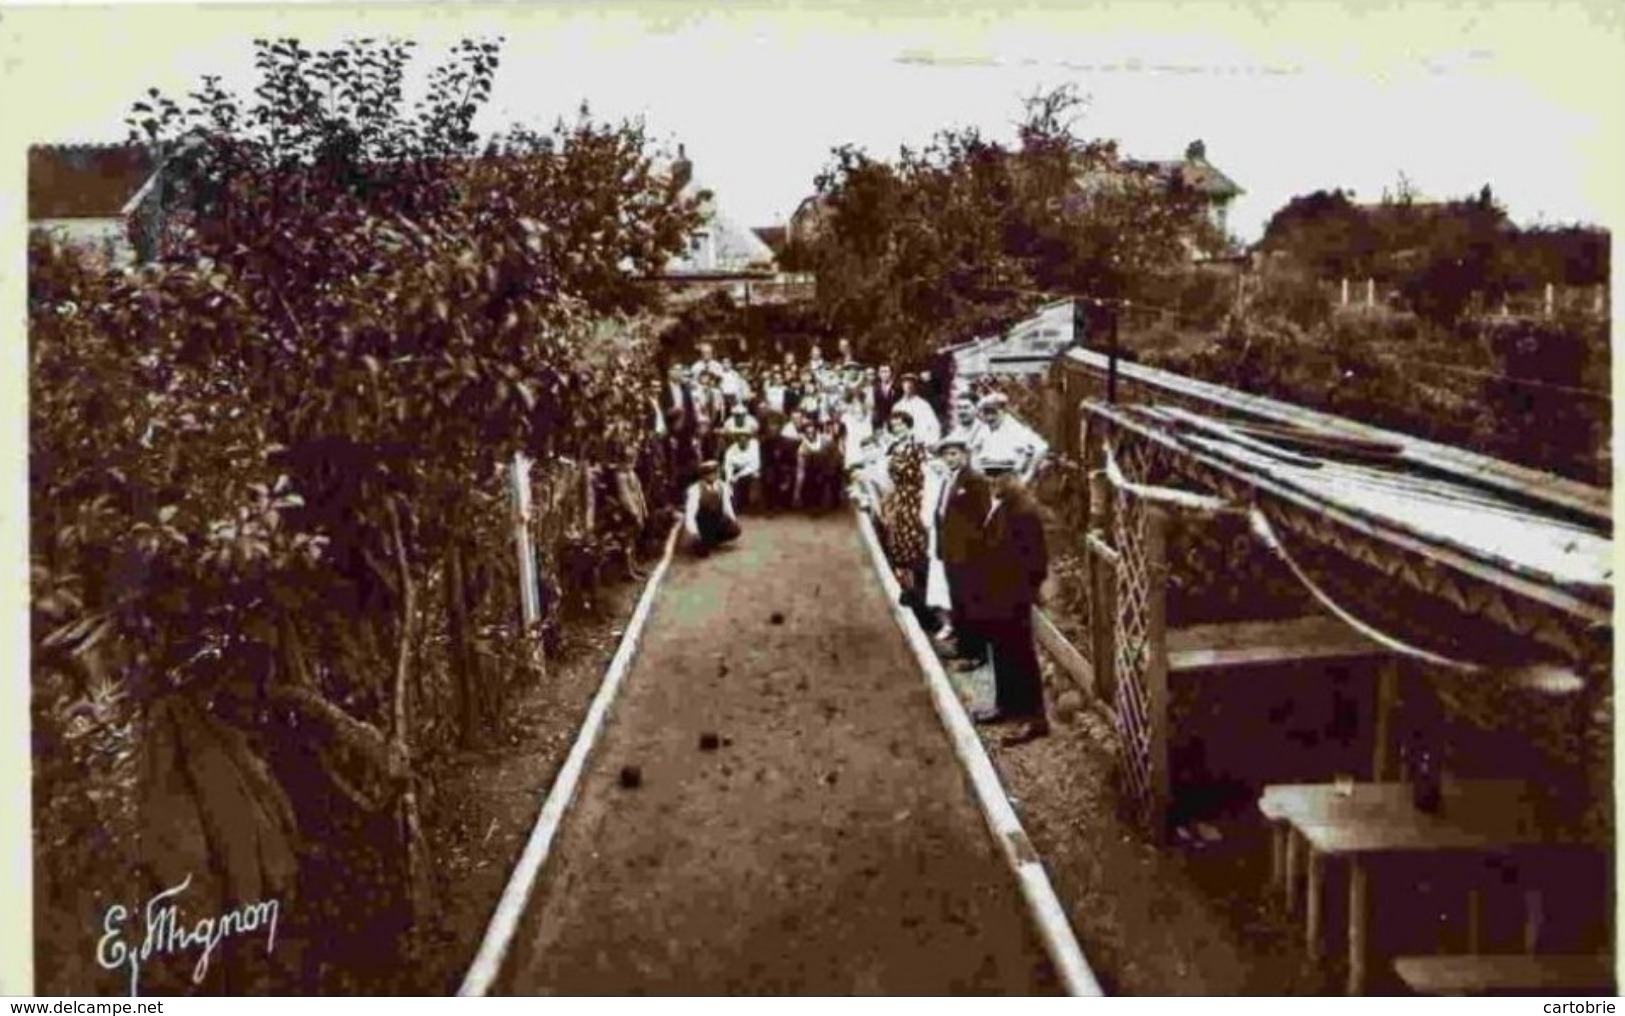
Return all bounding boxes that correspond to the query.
[647,337,1057,746]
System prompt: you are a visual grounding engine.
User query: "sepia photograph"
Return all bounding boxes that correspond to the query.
[2,0,1621,997]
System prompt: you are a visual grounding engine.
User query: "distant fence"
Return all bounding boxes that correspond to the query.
[1318,278,1608,320]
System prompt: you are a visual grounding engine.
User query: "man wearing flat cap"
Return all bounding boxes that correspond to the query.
[931,433,993,671]
[971,392,1048,485]
[964,458,1051,745]
[683,460,741,557]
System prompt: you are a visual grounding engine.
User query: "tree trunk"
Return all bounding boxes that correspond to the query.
[446,537,486,750]
[385,498,431,960]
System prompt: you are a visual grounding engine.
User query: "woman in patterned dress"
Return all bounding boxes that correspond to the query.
[881,409,936,631]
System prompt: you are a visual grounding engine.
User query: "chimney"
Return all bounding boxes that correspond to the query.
[673,143,692,191]
[1185,139,1207,163]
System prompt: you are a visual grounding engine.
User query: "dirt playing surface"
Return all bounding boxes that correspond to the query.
[493,512,1063,995]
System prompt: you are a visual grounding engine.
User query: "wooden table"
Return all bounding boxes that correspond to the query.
[1259,780,1586,995]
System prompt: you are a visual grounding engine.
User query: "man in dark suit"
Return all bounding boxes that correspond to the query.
[662,364,698,499]
[928,353,956,422]
[871,364,899,430]
[663,364,696,435]
[965,460,1051,745]
[930,435,992,672]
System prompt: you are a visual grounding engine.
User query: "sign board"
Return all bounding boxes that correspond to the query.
[952,300,1081,380]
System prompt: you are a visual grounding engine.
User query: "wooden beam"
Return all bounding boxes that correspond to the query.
[1392,955,1615,996]
[1034,608,1118,726]
[1166,615,1389,674]
[1035,608,1093,696]
[1060,347,1612,529]
[1371,659,1399,780]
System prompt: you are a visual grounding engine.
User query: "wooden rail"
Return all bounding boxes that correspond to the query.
[1055,348,1612,532]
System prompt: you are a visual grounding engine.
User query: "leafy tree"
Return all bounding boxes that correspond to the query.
[802,85,1216,365]
[32,35,698,993]
[1258,188,1378,277]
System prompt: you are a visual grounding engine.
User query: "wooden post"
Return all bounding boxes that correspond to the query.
[1306,850,1325,958]
[1467,888,1483,953]
[1087,468,1116,706]
[583,461,596,534]
[1145,504,1171,843]
[1348,860,1371,995]
[1372,659,1399,780]
[1341,277,1350,307]
[1544,282,1555,318]
[1270,824,1287,897]
[1366,277,1375,308]
[1285,830,1303,913]
[511,453,541,629]
[1524,889,1544,953]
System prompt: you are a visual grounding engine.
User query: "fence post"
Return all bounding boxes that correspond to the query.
[1545,282,1555,319]
[583,461,596,535]
[1086,467,1116,705]
[512,452,542,629]
[1366,277,1375,308]
[1340,277,1349,307]
[1145,504,1171,844]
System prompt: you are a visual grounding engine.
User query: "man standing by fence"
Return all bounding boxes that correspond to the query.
[967,460,1051,746]
[931,435,992,672]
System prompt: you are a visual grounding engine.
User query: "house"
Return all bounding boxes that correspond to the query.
[654,146,813,306]
[28,143,163,267]
[751,226,787,260]
[662,145,778,277]
[1071,139,1243,254]
[787,192,833,249]
[1132,140,1243,237]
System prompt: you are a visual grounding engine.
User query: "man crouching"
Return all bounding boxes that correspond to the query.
[684,460,741,557]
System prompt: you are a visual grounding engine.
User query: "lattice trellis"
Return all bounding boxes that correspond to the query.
[1079,428,1174,839]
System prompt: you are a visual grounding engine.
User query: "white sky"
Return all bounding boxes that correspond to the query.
[4,1,1624,244]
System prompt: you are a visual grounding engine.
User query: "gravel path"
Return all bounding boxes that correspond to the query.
[494,512,1062,995]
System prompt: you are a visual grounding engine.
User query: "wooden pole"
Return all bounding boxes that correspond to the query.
[1107,303,1120,404]
[1371,659,1399,780]
[1087,468,1116,707]
[1145,503,1171,843]
[1341,277,1350,307]
[583,461,596,535]
[1348,860,1371,994]
[512,453,541,629]
[1306,850,1325,958]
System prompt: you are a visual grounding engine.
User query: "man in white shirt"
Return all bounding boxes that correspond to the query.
[763,370,788,415]
[971,393,1048,484]
[684,461,740,556]
[722,430,762,513]
[718,360,745,404]
[693,373,726,427]
[690,341,724,384]
[892,375,941,447]
[724,403,758,438]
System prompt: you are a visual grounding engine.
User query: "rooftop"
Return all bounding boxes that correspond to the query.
[28,143,154,219]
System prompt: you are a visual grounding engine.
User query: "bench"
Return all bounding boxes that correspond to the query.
[1393,954,1616,996]
[1165,615,1387,674]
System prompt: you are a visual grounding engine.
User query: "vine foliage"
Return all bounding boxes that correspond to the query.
[31,36,700,993]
